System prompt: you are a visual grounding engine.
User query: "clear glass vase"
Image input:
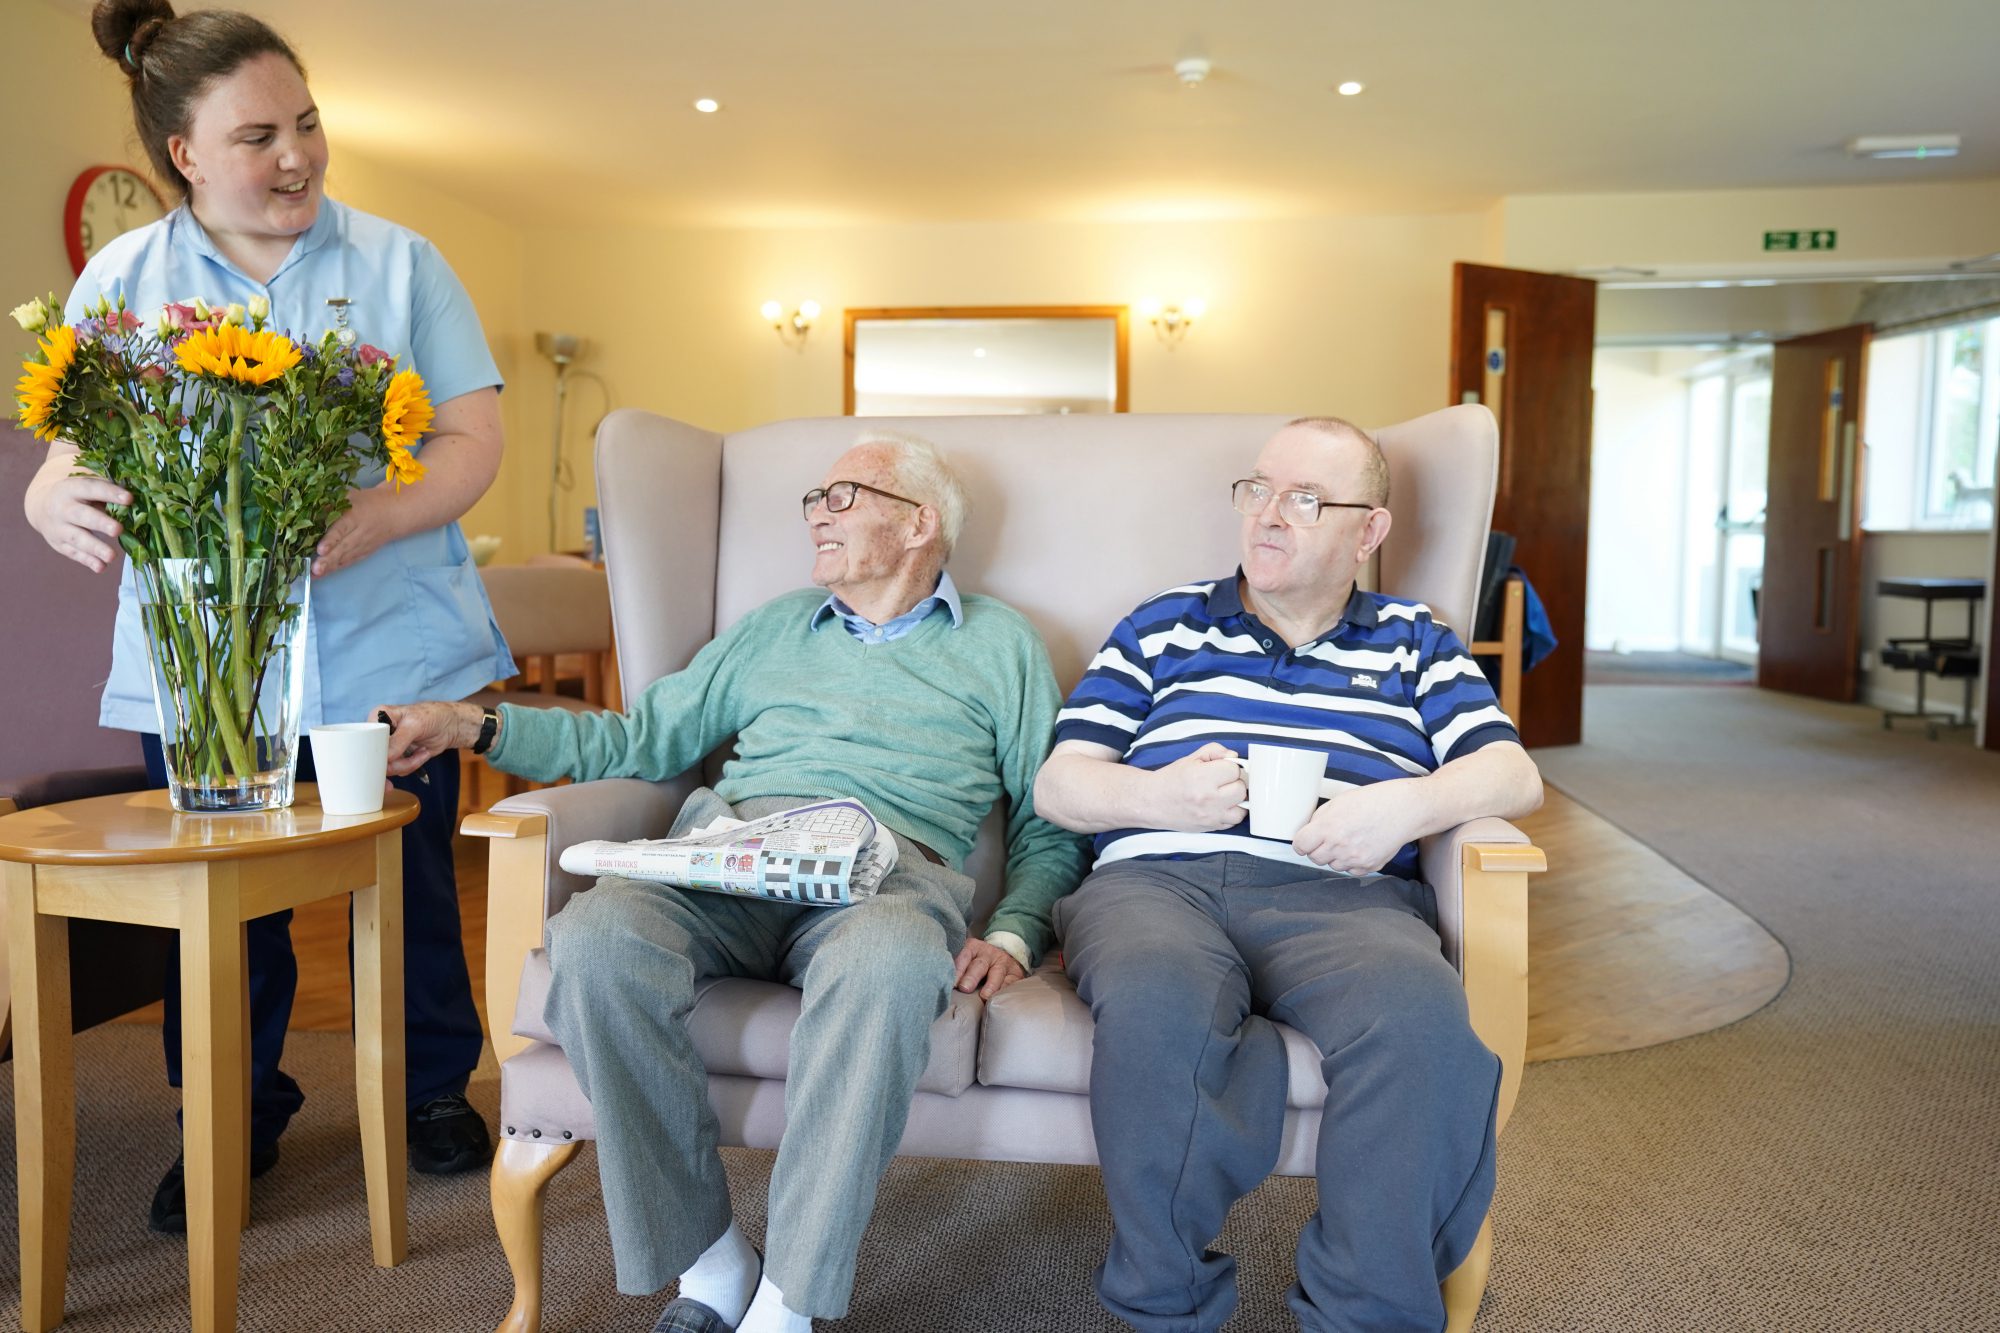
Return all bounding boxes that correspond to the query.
[136,555,312,813]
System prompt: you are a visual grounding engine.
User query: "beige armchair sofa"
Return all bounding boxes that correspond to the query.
[469,406,1544,1333]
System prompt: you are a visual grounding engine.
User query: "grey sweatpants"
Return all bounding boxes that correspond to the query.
[1054,853,1500,1333]
[542,789,974,1318]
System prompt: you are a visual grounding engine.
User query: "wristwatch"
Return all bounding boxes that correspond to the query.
[470,706,500,756]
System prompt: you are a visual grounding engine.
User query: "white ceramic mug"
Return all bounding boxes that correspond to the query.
[309,721,391,816]
[1232,743,1338,840]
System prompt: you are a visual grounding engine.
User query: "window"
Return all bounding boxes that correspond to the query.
[1864,315,2000,531]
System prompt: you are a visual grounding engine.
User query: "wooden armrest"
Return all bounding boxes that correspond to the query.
[1460,839,1539,1135]
[1422,818,1545,1138]
[464,809,551,1065]
[1470,843,1548,874]
[461,777,687,1062]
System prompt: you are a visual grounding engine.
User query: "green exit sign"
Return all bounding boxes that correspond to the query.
[1763,229,1838,252]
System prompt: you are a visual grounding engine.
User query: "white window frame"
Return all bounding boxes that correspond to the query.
[1916,318,1999,528]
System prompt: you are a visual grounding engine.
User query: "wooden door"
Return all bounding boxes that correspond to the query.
[1450,262,1597,748]
[1759,325,1869,700]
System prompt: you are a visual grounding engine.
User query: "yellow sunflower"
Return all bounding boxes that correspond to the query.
[379,368,432,487]
[173,323,301,386]
[15,324,79,442]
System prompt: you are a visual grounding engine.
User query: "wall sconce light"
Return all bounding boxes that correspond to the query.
[1137,296,1206,348]
[761,298,820,347]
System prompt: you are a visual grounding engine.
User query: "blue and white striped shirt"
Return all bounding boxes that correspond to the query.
[1052,572,1518,877]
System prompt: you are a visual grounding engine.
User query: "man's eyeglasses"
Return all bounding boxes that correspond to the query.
[801,479,923,520]
[1230,479,1375,527]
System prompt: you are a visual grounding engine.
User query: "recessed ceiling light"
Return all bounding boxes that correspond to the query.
[693,98,721,114]
[1847,133,1958,160]
[1336,81,1365,96]
[973,348,987,358]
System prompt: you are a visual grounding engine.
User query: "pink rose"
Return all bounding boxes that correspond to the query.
[355,343,395,367]
[161,302,216,332]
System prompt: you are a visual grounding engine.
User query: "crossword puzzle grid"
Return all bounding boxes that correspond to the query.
[773,805,872,839]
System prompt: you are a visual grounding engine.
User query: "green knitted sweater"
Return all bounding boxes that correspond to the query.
[488,587,1088,962]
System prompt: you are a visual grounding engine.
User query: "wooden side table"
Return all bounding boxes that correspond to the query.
[0,786,417,1333]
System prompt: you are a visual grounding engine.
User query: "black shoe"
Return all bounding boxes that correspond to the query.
[408,1092,494,1175]
[147,1142,280,1235]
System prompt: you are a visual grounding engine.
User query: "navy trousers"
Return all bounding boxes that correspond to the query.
[1055,854,1501,1333]
[142,734,485,1151]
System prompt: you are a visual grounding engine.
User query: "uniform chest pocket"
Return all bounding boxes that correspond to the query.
[407,563,496,683]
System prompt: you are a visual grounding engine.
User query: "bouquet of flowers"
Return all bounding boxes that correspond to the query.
[12,292,431,810]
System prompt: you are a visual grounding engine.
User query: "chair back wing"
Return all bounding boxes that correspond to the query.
[1372,404,1499,637]
[595,409,725,700]
[477,565,614,659]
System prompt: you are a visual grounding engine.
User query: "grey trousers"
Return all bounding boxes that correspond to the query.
[542,789,973,1318]
[1054,854,1500,1333]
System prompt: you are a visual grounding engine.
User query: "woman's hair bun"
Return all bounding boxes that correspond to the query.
[91,0,178,75]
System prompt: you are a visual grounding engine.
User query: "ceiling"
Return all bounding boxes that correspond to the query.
[51,0,2000,229]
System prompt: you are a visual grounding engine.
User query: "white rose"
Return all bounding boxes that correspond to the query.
[246,295,270,322]
[10,300,47,333]
[224,303,248,326]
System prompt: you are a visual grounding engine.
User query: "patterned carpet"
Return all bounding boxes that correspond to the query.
[2,684,1994,1331]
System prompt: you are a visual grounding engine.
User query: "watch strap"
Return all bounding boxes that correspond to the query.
[471,706,500,755]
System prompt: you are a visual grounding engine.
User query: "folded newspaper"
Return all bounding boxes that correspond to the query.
[557,797,900,907]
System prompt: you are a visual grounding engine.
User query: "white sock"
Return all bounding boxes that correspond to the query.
[737,1276,811,1333]
[676,1222,759,1326]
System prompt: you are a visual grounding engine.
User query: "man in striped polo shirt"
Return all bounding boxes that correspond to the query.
[1035,417,1543,1333]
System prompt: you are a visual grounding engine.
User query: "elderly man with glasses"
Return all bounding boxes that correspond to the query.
[1033,416,1543,1333]
[380,431,1085,1333]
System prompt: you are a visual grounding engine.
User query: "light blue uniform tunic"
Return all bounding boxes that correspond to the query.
[66,199,516,732]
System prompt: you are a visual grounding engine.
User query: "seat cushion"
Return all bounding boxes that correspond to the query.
[977,968,1331,1111]
[512,947,982,1097]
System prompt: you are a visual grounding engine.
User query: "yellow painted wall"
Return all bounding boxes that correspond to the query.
[518,211,1497,550]
[0,1,146,320]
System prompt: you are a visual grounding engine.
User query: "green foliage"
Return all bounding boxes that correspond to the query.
[13,291,417,565]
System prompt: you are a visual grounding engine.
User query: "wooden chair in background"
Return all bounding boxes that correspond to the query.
[462,564,618,813]
[1469,575,1525,726]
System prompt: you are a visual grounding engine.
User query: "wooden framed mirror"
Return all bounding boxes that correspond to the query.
[843,305,1130,415]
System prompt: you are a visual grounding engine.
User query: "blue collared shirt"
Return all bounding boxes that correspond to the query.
[809,570,965,643]
[67,199,515,731]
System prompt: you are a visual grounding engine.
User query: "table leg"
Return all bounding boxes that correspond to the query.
[240,922,252,1230]
[182,861,247,1333]
[8,863,74,1333]
[353,828,409,1266]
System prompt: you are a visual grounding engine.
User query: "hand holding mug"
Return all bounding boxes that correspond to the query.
[1292,779,1418,876]
[1153,742,1250,832]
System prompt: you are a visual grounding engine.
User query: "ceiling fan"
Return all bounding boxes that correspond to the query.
[1107,38,1259,92]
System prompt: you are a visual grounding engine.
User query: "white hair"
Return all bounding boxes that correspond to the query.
[851,429,968,558]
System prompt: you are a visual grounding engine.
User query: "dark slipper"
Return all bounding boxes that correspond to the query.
[651,1296,735,1333]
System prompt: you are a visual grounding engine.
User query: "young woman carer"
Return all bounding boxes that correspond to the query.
[22,0,513,1232]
